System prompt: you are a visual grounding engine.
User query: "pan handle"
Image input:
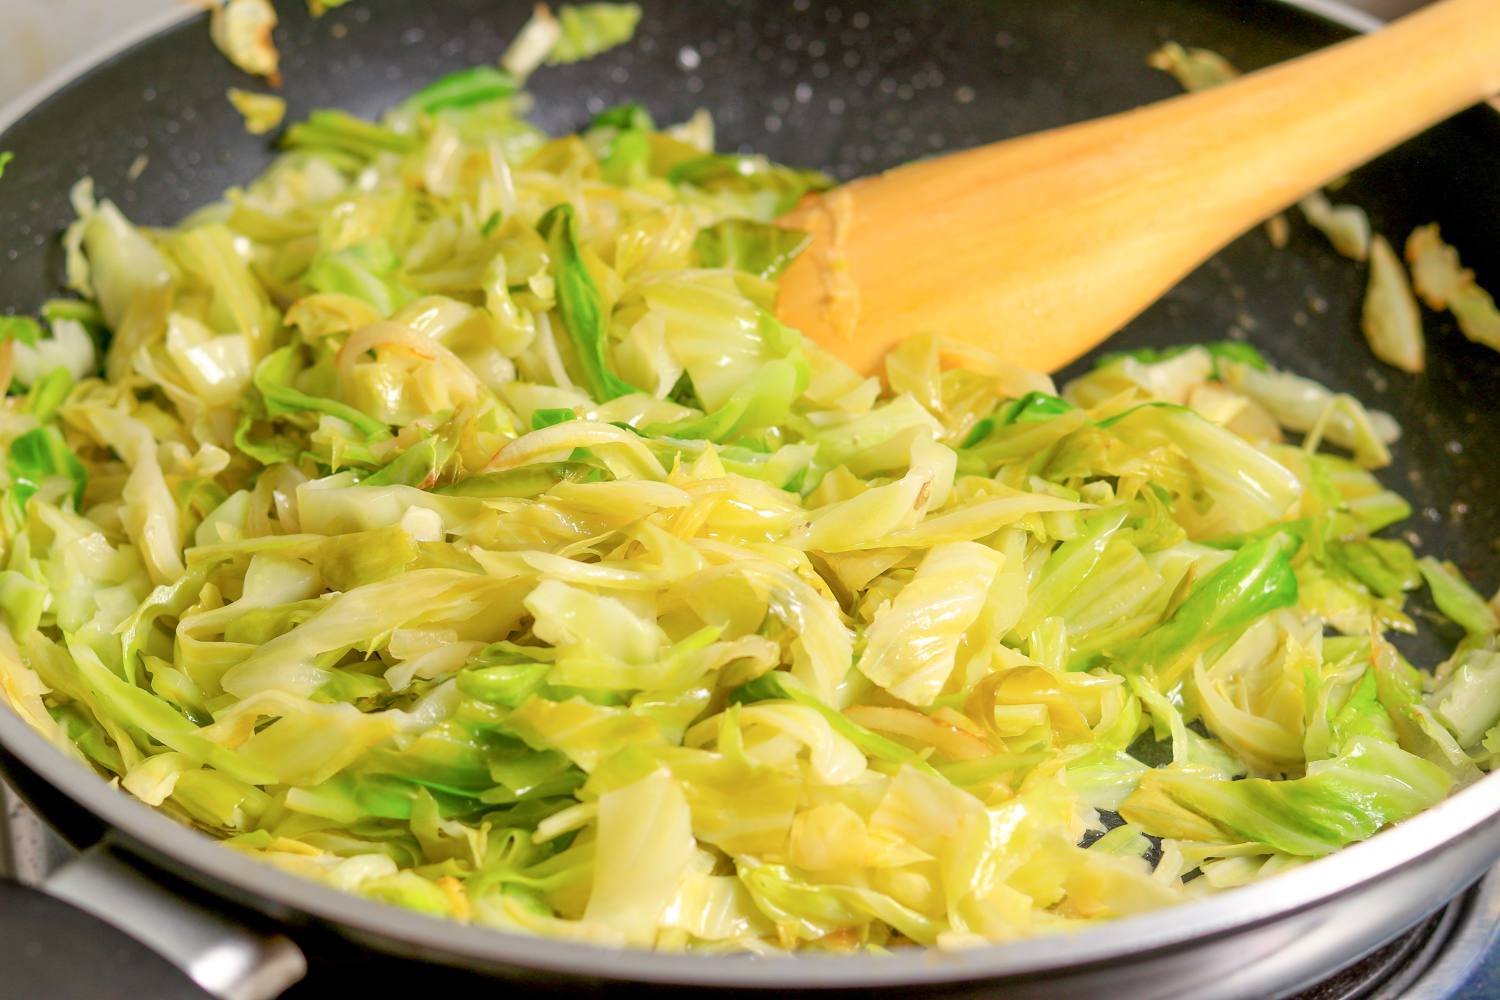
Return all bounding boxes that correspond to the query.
[36,842,307,1000]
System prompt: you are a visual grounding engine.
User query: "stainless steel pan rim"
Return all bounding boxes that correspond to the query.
[0,0,1495,989]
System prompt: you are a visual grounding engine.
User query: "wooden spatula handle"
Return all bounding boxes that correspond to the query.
[776,0,1500,374]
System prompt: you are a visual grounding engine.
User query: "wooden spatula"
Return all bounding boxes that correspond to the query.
[774,0,1500,374]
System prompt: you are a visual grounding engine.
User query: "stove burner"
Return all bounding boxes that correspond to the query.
[1292,904,1457,1000]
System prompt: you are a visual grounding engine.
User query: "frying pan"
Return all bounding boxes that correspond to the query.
[1,1,1497,998]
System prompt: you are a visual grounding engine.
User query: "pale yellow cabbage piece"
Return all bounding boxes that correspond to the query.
[227,89,287,136]
[1362,234,1425,373]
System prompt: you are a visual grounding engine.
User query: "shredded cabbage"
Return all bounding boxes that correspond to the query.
[1362,234,1425,373]
[1299,191,1371,262]
[227,89,288,136]
[0,35,1494,957]
[502,3,642,79]
[1146,42,1237,91]
[550,4,643,64]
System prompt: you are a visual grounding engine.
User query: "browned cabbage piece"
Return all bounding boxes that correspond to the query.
[1406,224,1500,352]
[210,0,281,85]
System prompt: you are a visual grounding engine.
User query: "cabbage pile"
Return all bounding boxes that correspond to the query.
[2,65,1497,953]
